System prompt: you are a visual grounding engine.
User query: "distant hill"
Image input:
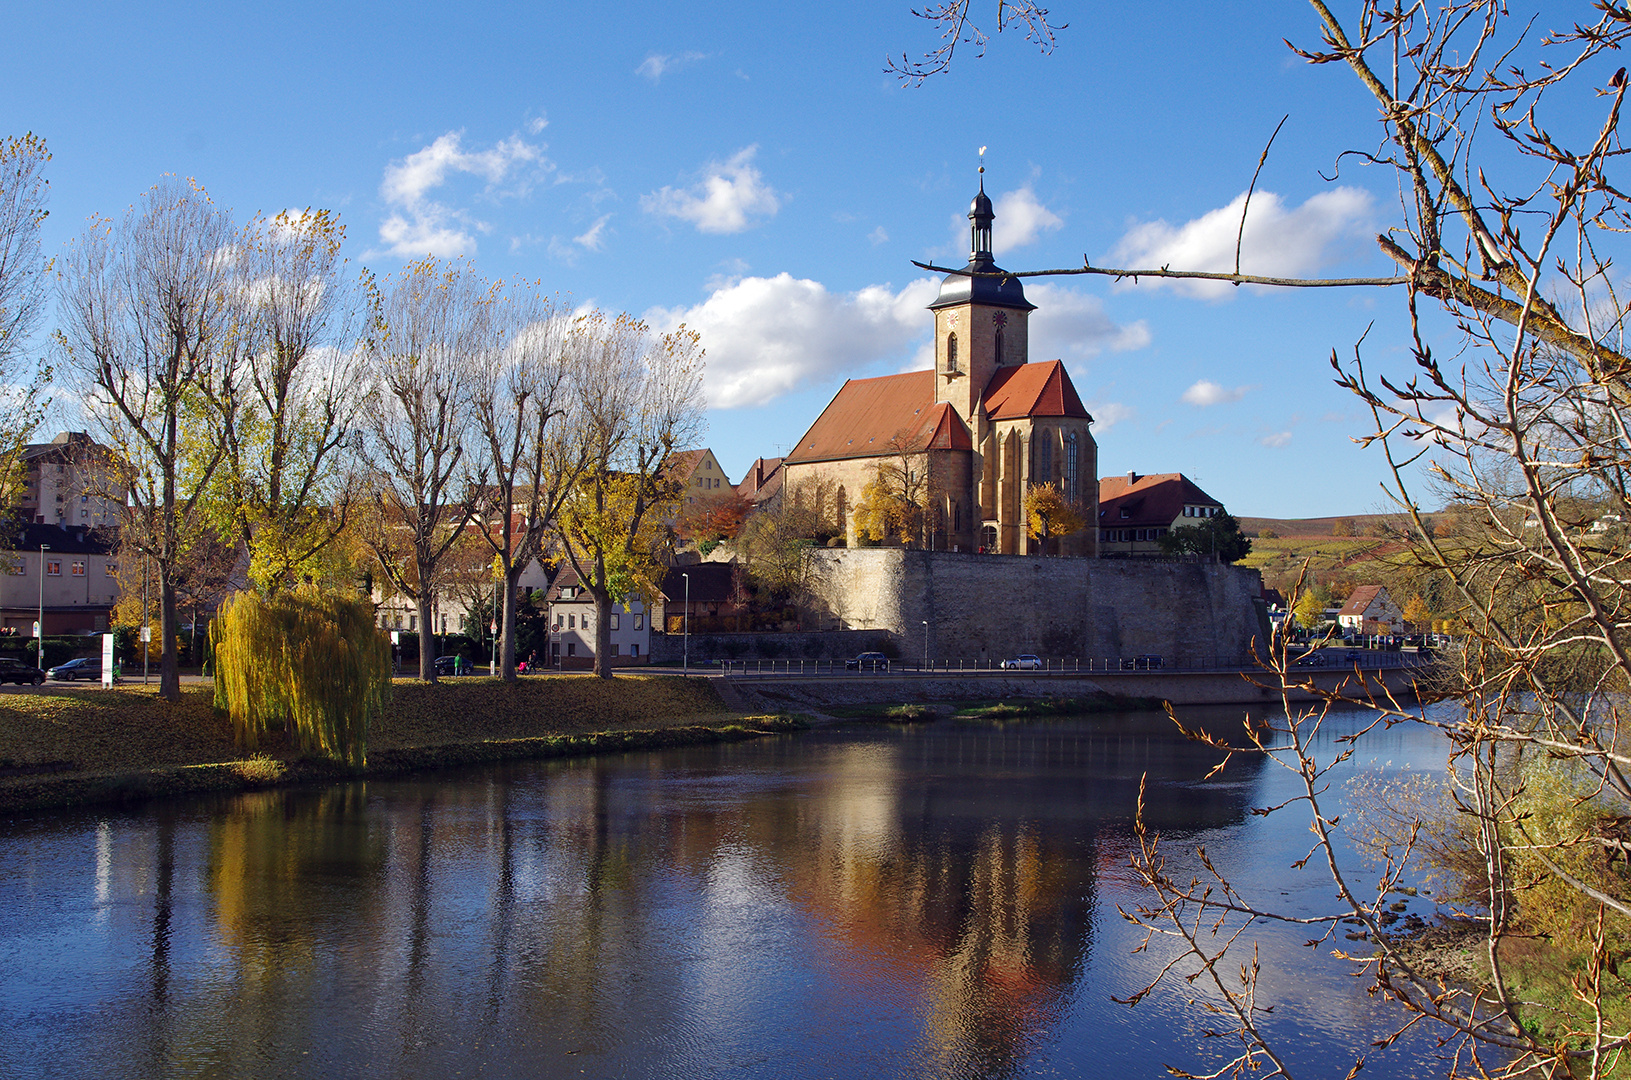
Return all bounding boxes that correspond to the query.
[1237,513,1404,538]
[1232,513,1440,598]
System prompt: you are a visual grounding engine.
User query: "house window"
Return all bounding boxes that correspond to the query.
[610,644,620,656]
[10,559,24,576]
[1120,508,1131,519]
[634,614,644,630]
[567,643,576,657]
[71,561,85,577]
[568,614,575,629]
[408,615,416,631]
[630,644,639,657]
[610,613,620,630]
[46,559,60,576]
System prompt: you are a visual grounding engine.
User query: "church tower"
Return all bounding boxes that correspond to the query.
[928,171,1035,426]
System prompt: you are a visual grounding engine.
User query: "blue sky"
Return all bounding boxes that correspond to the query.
[9,2,1458,518]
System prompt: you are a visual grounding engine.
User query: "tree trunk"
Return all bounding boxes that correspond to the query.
[159,564,181,702]
[417,592,437,681]
[499,569,520,682]
[591,587,614,680]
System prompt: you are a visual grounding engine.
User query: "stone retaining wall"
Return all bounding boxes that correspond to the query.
[648,628,891,664]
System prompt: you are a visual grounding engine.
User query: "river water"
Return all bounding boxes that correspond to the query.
[0,704,1465,1079]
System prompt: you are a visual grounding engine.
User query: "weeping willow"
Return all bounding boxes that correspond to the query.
[212,587,390,767]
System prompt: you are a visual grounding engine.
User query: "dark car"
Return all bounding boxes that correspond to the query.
[845,652,889,671]
[47,657,101,682]
[433,655,461,676]
[0,657,45,685]
[1120,654,1164,670]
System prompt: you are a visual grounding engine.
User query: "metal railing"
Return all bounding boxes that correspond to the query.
[711,649,1434,678]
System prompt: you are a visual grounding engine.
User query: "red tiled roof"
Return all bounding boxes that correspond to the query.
[1338,585,1387,617]
[982,361,1091,420]
[785,371,970,463]
[1096,473,1223,527]
[665,448,711,483]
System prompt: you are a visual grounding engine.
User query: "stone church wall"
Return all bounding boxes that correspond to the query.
[804,548,1266,664]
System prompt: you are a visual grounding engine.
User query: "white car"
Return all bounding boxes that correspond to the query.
[1000,654,1042,670]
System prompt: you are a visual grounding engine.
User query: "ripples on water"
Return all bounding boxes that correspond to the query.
[0,704,1463,1078]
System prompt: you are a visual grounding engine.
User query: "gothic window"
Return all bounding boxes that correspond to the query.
[946,333,959,372]
[1064,433,1079,503]
[1032,430,1053,485]
[994,329,1004,367]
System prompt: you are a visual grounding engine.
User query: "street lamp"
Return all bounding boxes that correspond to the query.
[922,619,929,672]
[36,543,48,672]
[682,572,690,676]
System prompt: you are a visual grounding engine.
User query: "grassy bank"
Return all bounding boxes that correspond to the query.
[0,674,792,813]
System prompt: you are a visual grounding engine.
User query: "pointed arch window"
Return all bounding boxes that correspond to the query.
[1064,432,1080,503]
[994,329,1004,367]
[946,333,959,372]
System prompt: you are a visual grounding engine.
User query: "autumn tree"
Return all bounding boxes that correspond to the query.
[0,133,52,504]
[59,178,237,701]
[852,439,936,546]
[675,489,751,554]
[555,314,704,679]
[356,258,488,682]
[1022,482,1084,554]
[466,285,579,681]
[214,209,365,593]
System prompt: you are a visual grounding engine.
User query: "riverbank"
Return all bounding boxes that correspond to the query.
[0,675,798,814]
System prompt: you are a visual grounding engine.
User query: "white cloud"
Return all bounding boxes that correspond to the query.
[993,185,1063,251]
[1088,401,1135,432]
[642,146,781,234]
[376,130,545,258]
[1026,283,1151,360]
[526,115,548,135]
[1109,187,1374,298]
[574,214,611,251]
[637,51,707,82]
[869,226,889,246]
[1260,431,1294,448]
[646,275,939,409]
[1181,379,1251,406]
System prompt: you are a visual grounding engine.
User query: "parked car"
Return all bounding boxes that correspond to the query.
[1121,654,1164,670]
[1000,654,1042,670]
[845,652,889,671]
[1292,650,1328,667]
[47,657,101,682]
[0,657,45,685]
[433,655,461,676]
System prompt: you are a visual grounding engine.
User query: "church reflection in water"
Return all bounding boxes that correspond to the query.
[1,712,1270,1079]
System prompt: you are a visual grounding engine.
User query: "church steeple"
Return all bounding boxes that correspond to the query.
[969,173,994,263]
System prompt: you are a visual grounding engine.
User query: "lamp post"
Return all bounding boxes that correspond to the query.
[682,572,690,676]
[922,619,929,672]
[36,543,49,672]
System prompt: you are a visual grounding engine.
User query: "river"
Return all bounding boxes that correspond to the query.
[0,703,1465,1079]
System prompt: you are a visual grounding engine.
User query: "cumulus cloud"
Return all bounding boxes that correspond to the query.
[1026,283,1152,360]
[1260,431,1294,448]
[1109,187,1374,298]
[642,146,781,234]
[637,51,708,81]
[993,185,1063,250]
[377,130,545,258]
[1181,379,1252,406]
[646,275,939,409]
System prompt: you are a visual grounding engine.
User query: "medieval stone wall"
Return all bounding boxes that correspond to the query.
[804,548,1266,664]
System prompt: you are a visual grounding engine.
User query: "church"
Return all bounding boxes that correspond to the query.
[780,178,1098,557]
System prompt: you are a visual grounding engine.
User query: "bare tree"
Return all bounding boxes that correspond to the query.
[902,3,1631,1075]
[555,313,704,679]
[0,134,53,504]
[466,285,580,682]
[58,177,237,702]
[357,258,489,682]
[216,208,366,593]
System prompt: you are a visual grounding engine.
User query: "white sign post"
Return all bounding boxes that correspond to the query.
[101,633,115,688]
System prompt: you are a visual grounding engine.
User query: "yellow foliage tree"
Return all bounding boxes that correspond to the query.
[1023,483,1085,553]
[212,587,389,767]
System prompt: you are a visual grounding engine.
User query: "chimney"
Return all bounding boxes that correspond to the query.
[1127,471,1138,485]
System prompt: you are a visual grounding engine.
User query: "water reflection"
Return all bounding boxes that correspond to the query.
[0,708,1441,1080]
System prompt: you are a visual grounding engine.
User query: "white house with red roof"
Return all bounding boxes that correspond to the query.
[780,180,1098,556]
[1337,585,1405,635]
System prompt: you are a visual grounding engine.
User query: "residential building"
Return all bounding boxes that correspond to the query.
[0,522,119,636]
[1337,585,1406,635]
[1096,472,1226,558]
[779,179,1098,556]
[14,432,125,527]
[735,456,784,511]
[656,563,746,634]
[544,564,650,668]
[667,448,733,506]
